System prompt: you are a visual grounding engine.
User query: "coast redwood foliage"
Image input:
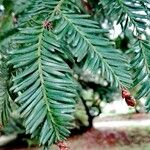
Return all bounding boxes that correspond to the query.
[0,0,150,149]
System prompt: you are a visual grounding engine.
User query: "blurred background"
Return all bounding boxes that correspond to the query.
[0,0,150,150]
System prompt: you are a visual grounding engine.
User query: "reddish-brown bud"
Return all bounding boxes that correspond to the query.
[43,20,53,30]
[125,98,136,107]
[81,0,92,14]
[121,89,136,107]
[56,141,69,150]
[122,89,131,99]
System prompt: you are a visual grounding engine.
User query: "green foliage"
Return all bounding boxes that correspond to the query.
[129,40,150,106]
[100,0,150,109]
[1,115,25,135]
[0,57,11,126]
[0,0,150,149]
[8,25,78,148]
[54,13,132,88]
[100,0,149,32]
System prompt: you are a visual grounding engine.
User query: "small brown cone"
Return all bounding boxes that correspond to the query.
[125,98,136,107]
[121,89,136,107]
[122,89,131,99]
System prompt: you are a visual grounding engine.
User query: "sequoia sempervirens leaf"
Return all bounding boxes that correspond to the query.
[1,0,150,149]
[122,89,136,107]
[9,25,78,148]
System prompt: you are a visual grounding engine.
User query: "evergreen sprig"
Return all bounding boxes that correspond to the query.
[0,0,150,149]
